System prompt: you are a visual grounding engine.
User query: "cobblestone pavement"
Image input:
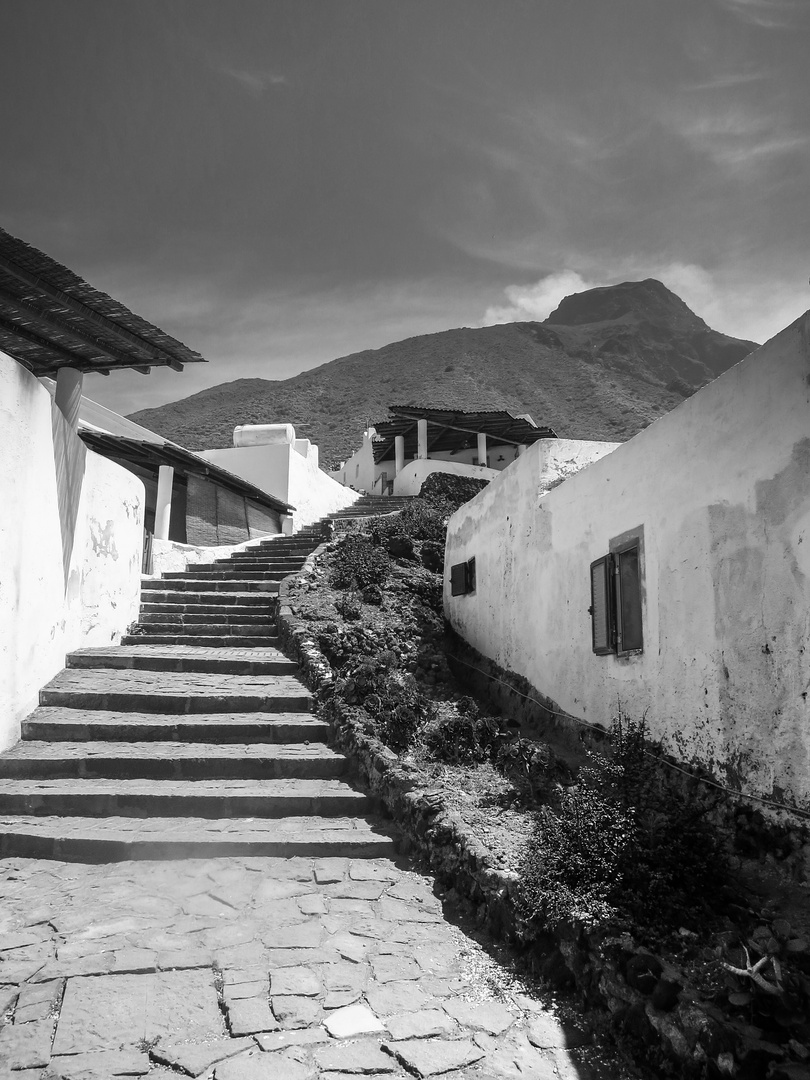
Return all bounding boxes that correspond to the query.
[0,854,625,1080]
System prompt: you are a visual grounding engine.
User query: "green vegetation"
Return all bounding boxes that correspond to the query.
[517,712,728,936]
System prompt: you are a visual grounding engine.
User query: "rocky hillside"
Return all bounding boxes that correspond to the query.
[130,279,758,468]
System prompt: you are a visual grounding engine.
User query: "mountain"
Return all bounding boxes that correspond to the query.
[129,279,758,468]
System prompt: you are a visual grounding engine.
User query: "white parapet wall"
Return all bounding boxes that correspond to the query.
[201,424,359,531]
[393,458,499,495]
[149,536,270,577]
[0,353,145,750]
[445,312,810,815]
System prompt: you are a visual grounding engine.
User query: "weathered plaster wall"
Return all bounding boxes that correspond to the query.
[445,314,810,813]
[531,438,621,492]
[393,458,499,495]
[0,354,144,750]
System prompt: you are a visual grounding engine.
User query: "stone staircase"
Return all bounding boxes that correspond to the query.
[329,493,415,521]
[0,509,410,861]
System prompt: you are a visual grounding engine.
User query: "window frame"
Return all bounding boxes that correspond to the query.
[450,556,476,597]
[590,526,645,658]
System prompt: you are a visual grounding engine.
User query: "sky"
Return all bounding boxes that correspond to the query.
[1,0,809,413]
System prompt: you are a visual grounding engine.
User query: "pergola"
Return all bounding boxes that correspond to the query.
[0,227,204,379]
[371,405,557,467]
[0,227,204,436]
[0,227,207,541]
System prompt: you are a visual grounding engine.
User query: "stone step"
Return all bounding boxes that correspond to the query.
[141,579,280,593]
[139,603,275,617]
[213,555,306,566]
[39,669,312,714]
[138,611,276,626]
[131,624,278,640]
[209,565,306,574]
[137,590,277,606]
[67,646,294,676]
[122,634,279,648]
[0,745,347,782]
[22,708,329,743]
[0,815,396,860]
[159,570,286,582]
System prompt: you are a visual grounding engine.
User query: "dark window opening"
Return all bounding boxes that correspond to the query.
[451,556,476,596]
[590,533,643,656]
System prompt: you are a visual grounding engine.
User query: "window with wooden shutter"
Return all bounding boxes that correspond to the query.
[451,561,468,596]
[615,543,643,655]
[450,557,476,596]
[590,555,614,654]
[591,527,644,657]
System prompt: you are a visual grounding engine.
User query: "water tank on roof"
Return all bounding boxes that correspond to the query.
[233,424,296,447]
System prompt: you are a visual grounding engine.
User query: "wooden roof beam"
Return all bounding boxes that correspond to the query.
[0,289,155,372]
[0,315,89,371]
[426,423,450,452]
[389,411,531,448]
[0,253,186,370]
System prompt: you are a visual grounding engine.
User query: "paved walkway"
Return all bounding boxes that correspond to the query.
[0,853,611,1080]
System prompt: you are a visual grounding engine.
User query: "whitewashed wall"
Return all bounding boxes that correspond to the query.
[445,313,810,813]
[202,428,358,531]
[0,354,144,750]
[287,442,360,527]
[393,458,499,495]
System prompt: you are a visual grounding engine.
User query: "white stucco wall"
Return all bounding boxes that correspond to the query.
[330,431,378,492]
[149,535,270,576]
[200,444,293,504]
[0,354,145,750]
[287,445,360,528]
[202,429,359,531]
[531,439,621,492]
[393,458,499,495]
[445,313,810,813]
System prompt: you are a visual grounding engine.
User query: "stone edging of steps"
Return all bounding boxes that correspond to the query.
[275,551,744,1079]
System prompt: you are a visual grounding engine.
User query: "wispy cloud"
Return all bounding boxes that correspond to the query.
[664,101,808,176]
[715,0,805,29]
[480,260,810,348]
[220,67,287,95]
[684,69,769,92]
[480,271,599,325]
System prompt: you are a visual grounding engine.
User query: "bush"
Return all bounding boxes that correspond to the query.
[330,534,391,589]
[425,698,555,801]
[370,499,447,546]
[517,711,727,935]
[335,651,434,753]
[419,472,489,515]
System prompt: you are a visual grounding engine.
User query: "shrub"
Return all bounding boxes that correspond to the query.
[370,499,447,545]
[335,651,433,753]
[517,711,727,935]
[330,534,391,590]
[419,472,489,514]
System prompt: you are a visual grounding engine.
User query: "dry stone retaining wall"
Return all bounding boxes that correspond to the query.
[276,571,757,1078]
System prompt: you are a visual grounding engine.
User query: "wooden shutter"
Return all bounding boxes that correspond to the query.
[616,545,643,654]
[465,557,476,593]
[451,561,468,596]
[590,555,614,654]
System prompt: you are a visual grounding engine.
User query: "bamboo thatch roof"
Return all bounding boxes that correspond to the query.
[371,404,556,463]
[0,227,205,377]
